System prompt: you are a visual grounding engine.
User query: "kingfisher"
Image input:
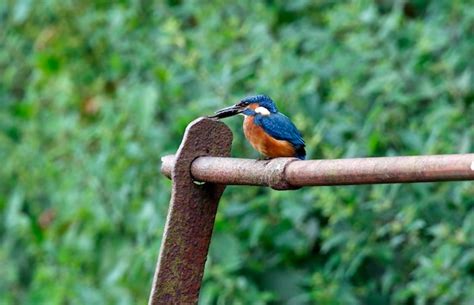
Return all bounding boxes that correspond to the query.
[209,95,306,160]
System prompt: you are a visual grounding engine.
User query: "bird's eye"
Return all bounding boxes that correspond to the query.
[237,101,249,107]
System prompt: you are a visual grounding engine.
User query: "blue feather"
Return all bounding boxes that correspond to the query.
[254,113,306,159]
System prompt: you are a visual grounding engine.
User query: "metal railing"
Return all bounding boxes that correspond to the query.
[149,117,474,304]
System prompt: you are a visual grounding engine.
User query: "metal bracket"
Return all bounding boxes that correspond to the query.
[148,117,232,305]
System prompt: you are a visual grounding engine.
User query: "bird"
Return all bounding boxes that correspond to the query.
[209,95,306,160]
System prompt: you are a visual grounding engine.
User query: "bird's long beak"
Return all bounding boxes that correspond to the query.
[208,104,244,119]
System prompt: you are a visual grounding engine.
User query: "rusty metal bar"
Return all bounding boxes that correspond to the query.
[161,154,474,189]
[149,118,233,305]
[152,118,473,304]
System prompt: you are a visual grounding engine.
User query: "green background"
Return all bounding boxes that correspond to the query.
[1,1,473,304]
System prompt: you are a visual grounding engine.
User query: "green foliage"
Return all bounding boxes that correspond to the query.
[1,0,473,304]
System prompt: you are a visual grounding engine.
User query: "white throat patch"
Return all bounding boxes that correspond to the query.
[255,106,271,116]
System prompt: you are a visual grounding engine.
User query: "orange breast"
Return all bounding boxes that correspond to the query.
[243,116,296,158]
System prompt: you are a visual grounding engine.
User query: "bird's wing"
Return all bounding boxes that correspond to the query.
[255,113,305,147]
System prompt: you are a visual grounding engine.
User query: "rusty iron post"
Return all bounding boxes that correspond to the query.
[161,154,474,188]
[149,118,232,305]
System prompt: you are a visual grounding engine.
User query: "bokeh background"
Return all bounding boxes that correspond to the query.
[1,1,473,304]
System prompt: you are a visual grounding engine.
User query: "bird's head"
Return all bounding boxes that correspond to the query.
[210,95,278,119]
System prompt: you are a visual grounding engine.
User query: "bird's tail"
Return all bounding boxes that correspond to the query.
[295,145,306,160]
